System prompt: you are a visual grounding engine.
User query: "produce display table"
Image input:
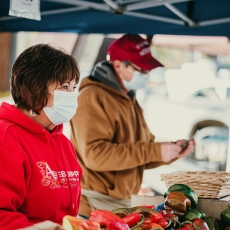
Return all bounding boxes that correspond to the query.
[131,195,230,219]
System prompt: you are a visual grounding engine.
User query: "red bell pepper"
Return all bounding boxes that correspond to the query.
[123,213,142,228]
[181,218,209,230]
[151,213,163,223]
[143,218,152,224]
[123,213,141,227]
[181,222,194,230]
[110,221,131,230]
[89,210,130,230]
[158,219,169,229]
[192,218,209,230]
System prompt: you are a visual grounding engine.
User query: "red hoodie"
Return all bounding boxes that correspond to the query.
[0,103,82,229]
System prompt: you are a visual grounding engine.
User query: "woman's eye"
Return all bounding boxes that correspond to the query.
[61,85,68,90]
[73,86,77,91]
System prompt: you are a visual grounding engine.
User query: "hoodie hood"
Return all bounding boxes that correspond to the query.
[80,60,136,99]
[0,102,63,135]
[91,60,122,92]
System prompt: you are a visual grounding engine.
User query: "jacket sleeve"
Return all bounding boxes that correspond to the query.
[71,99,163,172]
[0,143,33,229]
[144,158,178,170]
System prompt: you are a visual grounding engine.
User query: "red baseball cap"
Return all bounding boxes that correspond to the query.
[108,34,163,71]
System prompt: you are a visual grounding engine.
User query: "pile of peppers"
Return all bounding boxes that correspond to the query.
[63,183,230,230]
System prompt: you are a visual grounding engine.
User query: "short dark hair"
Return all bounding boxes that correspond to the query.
[11,44,80,114]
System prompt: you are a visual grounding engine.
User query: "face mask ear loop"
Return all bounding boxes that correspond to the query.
[127,68,134,75]
[30,110,36,117]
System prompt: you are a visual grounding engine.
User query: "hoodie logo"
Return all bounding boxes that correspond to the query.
[37,162,80,189]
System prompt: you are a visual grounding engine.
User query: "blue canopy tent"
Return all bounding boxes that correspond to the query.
[0,0,230,36]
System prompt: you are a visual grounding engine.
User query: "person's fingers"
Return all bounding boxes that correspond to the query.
[173,144,182,154]
[192,139,196,146]
[176,139,186,146]
[169,144,180,157]
[179,141,195,157]
[160,142,182,162]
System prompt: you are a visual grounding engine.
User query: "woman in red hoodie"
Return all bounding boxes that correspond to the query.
[0,44,82,229]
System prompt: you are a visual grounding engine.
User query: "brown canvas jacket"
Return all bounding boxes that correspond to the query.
[70,62,175,215]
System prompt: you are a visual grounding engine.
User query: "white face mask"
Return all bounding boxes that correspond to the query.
[123,71,149,91]
[43,90,78,125]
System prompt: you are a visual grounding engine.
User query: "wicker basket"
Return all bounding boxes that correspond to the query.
[161,171,230,199]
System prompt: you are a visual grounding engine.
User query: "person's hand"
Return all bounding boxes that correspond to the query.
[176,139,196,158]
[160,142,182,162]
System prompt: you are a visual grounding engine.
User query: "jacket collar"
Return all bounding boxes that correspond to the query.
[91,60,135,98]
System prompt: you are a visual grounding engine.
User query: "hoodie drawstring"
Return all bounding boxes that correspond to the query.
[58,134,75,211]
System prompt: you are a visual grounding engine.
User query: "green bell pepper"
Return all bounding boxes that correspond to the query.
[164,184,198,208]
[184,209,206,221]
[220,204,230,228]
[205,216,222,230]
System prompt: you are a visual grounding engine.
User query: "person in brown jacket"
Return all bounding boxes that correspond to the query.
[70,34,195,218]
